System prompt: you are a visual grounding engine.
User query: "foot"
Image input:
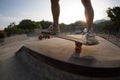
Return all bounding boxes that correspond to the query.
[85,29,98,45]
[48,24,60,35]
[83,28,95,36]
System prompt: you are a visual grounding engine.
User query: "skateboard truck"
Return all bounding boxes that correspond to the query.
[38,34,50,40]
[75,41,82,53]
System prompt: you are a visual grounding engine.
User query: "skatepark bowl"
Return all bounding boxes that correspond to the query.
[1,35,120,80]
[16,45,120,78]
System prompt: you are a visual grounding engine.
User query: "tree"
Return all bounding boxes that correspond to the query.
[107,6,120,32]
[39,20,52,29]
[4,25,24,36]
[59,23,66,30]
[18,19,42,33]
[4,19,43,36]
[18,19,36,30]
[7,22,16,28]
[0,33,4,39]
[34,22,42,29]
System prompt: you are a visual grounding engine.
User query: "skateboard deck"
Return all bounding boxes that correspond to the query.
[55,34,85,44]
[41,30,98,45]
[40,30,99,53]
[41,30,85,44]
[40,31,84,53]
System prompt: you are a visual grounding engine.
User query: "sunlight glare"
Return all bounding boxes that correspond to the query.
[59,0,85,24]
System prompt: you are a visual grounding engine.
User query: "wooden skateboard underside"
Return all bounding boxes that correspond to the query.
[55,35,84,53]
[41,31,84,43]
[40,31,85,53]
[55,34,84,43]
[40,30,98,53]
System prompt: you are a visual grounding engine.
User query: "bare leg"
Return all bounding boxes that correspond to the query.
[81,0,98,45]
[51,0,60,27]
[81,0,94,32]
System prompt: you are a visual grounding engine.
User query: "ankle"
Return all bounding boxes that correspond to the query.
[87,31,95,37]
[53,23,59,28]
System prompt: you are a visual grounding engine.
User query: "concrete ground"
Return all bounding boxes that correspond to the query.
[0,35,120,80]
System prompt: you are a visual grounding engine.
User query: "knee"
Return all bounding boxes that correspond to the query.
[81,0,91,5]
[81,0,90,3]
[51,0,59,5]
[81,0,92,8]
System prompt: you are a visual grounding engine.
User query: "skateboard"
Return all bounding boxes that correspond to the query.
[40,30,99,53]
[40,31,87,53]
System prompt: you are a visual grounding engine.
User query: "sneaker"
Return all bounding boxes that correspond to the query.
[85,29,98,45]
[86,34,98,45]
[83,28,95,36]
[87,31,95,37]
[48,24,60,35]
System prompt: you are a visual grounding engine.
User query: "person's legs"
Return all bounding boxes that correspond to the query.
[81,0,94,35]
[81,0,98,44]
[51,0,60,27]
[49,0,60,33]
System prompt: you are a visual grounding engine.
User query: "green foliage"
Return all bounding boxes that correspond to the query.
[4,19,43,36]
[94,20,110,32]
[0,33,4,39]
[59,23,66,30]
[39,20,52,29]
[94,7,120,33]
[4,25,24,36]
[107,6,120,31]
[69,21,85,28]
[4,19,89,36]
[74,21,86,27]
[18,19,38,30]
[8,22,16,28]
[68,20,86,30]
[34,22,42,29]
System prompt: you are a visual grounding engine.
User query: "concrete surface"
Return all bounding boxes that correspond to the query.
[0,35,120,80]
[4,34,28,44]
[26,35,120,62]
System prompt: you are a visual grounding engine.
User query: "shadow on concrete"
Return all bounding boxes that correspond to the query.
[15,46,120,77]
[68,52,99,67]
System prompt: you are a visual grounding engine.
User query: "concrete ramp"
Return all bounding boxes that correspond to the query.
[4,34,27,44]
[16,35,120,77]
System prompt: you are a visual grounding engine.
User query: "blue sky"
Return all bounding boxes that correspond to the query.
[0,0,120,30]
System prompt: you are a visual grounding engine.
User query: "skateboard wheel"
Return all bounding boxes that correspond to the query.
[75,46,81,53]
[39,35,42,40]
[47,35,50,39]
